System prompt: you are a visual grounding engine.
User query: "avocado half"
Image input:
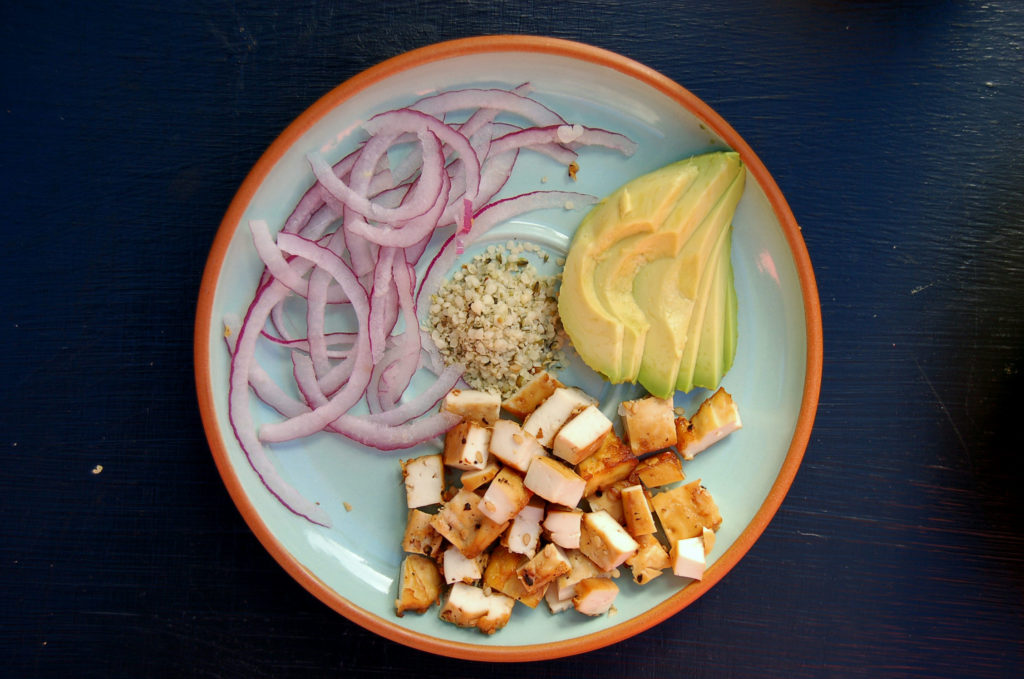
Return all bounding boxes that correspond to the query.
[558,151,745,398]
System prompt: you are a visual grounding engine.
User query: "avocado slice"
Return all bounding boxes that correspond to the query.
[589,152,742,380]
[558,160,698,381]
[633,165,744,397]
[692,225,733,390]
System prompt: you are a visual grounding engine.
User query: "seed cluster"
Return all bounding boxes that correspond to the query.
[426,241,564,398]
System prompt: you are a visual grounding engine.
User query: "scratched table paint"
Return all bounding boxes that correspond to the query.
[2,1,1021,677]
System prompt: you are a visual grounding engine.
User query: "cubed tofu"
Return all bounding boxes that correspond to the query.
[442,545,485,585]
[620,484,657,537]
[554,548,610,600]
[443,421,491,471]
[579,510,639,571]
[572,577,619,616]
[577,430,638,498]
[522,387,597,448]
[552,405,613,465]
[585,479,631,525]
[460,455,500,492]
[524,456,586,507]
[439,582,515,634]
[517,542,571,593]
[626,534,671,585]
[402,509,444,558]
[618,396,677,455]
[507,498,545,558]
[483,544,545,608]
[676,387,742,460]
[401,453,444,508]
[630,450,685,488]
[670,536,706,580]
[479,466,533,524]
[442,388,501,426]
[650,480,723,545]
[488,419,546,473]
[545,581,575,614]
[430,488,509,559]
[394,554,443,616]
[543,507,583,549]
[501,371,564,419]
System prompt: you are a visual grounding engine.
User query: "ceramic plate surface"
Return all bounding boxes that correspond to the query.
[195,36,822,661]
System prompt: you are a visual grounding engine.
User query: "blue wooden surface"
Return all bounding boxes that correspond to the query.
[2,1,1022,676]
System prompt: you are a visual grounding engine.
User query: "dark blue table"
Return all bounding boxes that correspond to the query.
[3,1,1022,676]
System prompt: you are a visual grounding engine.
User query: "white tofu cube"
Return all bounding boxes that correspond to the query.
[543,508,583,549]
[554,548,609,600]
[523,456,586,507]
[439,582,515,635]
[460,455,500,492]
[400,453,443,508]
[502,371,564,419]
[522,387,596,448]
[507,499,545,558]
[544,582,575,614]
[443,545,484,585]
[579,509,639,571]
[479,466,532,524]
[670,536,706,580]
[517,542,571,593]
[443,421,491,471]
[442,388,501,425]
[552,405,613,465]
[620,484,657,537]
[488,419,547,473]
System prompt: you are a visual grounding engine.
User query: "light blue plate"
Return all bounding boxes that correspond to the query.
[195,36,821,661]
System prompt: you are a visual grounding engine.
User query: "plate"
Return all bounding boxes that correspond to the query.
[195,36,822,661]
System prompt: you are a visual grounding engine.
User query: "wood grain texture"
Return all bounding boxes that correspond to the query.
[2,0,1022,676]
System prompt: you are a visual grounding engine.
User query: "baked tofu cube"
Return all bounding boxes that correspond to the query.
[670,536,706,580]
[545,582,575,614]
[620,484,657,537]
[577,430,638,497]
[572,577,619,616]
[507,498,545,558]
[460,455,500,491]
[552,404,613,465]
[626,534,671,585]
[543,507,583,549]
[522,387,596,448]
[442,388,501,426]
[517,542,571,593]
[402,509,444,558]
[618,396,677,455]
[430,488,509,559]
[479,466,533,524]
[585,479,631,525]
[439,582,515,634]
[488,419,546,473]
[501,370,564,419]
[676,387,742,460]
[395,554,443,616]
[554,548,611,600]
[650,480,723,545]
[631,450,685,488]
[401,453,443,508]
[524,456,586,507]
[579,510,639,571]
[443,421,491,471]
[442,545,485,585]
[483,544,545,608]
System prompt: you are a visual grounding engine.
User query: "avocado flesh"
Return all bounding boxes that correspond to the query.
[633,166,744,397]
[559,151,744,392]
[692,226,733,390]
[558,160,698,381]
[590,152,742,380]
